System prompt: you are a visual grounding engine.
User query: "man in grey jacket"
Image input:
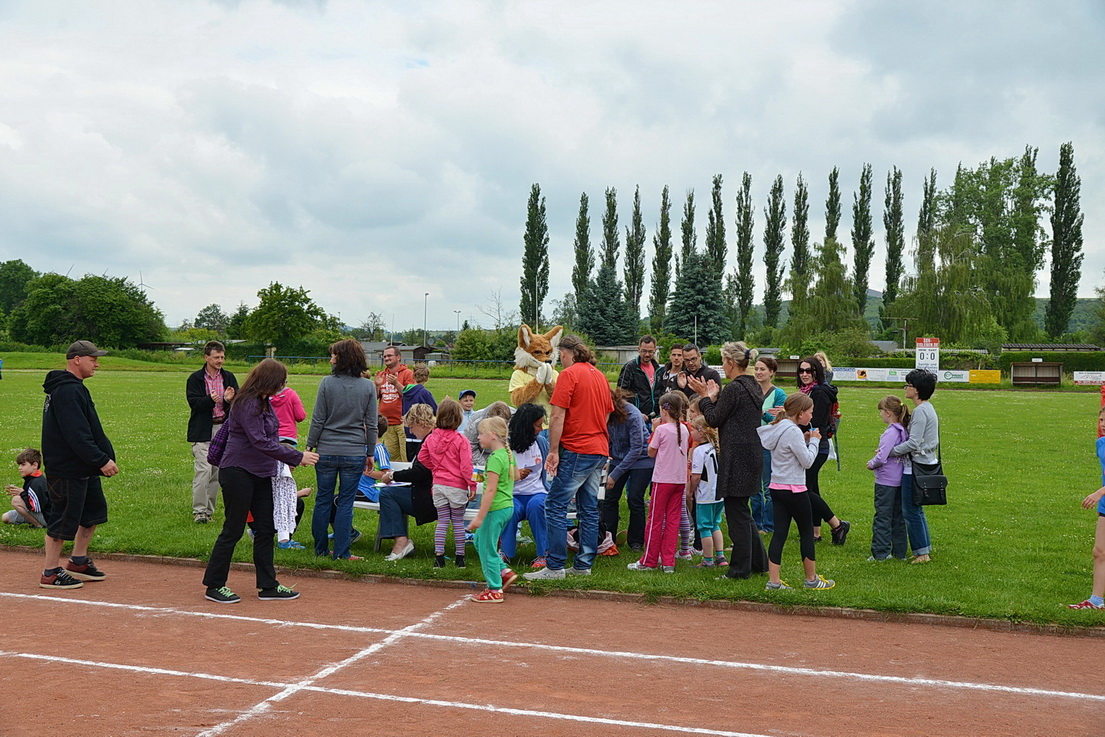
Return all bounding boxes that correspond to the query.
[891,369,938,563]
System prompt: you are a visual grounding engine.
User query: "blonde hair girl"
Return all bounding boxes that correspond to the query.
[467,416,519,603]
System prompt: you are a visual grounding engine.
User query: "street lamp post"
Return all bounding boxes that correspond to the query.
[454,310,461,333]
[423,292,429,347]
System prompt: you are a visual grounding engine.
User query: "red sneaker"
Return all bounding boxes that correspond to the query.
[1068,599,1104,610]
[470,588,504,603]
[531,557,547,569]
[500,569,518,591]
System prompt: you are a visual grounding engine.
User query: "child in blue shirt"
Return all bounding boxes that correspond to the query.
[1068,406,1105,610]
[3,448,49,527]
[358,416,392,503]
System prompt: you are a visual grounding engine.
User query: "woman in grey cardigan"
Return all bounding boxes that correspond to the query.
[307,339,377,560]
[688,341,768,580]
[891,369,937,563]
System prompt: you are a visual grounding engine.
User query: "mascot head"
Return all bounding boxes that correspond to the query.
[514,324,563,371]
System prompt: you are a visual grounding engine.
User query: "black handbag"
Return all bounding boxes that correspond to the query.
[911,427,947,506]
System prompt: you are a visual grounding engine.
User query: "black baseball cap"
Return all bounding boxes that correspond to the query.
[66,340,108,359]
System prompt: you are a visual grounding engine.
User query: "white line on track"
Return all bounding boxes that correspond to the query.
[5,591,1103,703]
[0,649,770,737]
[194,596,470,737]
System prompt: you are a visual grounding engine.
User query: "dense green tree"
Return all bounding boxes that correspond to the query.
[787,173,812,312]
[880,167,905,329]
[1046,142,1085,339]
[851,163,875,314]
[782,236,865,346]
[1089,275,1105,347]
[732,172,755,336]
[648,185,673,333]
[577,263,635,345]
[0,259,38,314]
[623,185,646,317]
[937,149,1051,341]
[891,226,1005,349]
[763,174,787,328]
[665,250,726,346]
[571,192,593,297]
[519,183,549,327]
[704,174,727,279]
[195,304,229,335]
[226,302,251,340]
[825,167,842,244]
[9,273,165,348]
[244,282,328,350]
[601,187,620,270]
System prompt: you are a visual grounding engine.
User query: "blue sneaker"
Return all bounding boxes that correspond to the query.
[277,540,305,550]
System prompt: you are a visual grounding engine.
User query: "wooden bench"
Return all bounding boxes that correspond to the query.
[352,462,606,552]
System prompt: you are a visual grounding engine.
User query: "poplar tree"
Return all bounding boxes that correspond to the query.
[880,166,905,329]
[519,183,549,327]
[762,174,787,328]
[648,185,673,333]
[851,163,874,314]
[601,187,619,270]
[623,185,646,318]
[704,174,727,279]
[1046,142,1084,339]
[916,169,938,274]
[733,172,755,336]
[678,189,696,275]
[571,192,593,296]
[787,173,811,312]
[825,167,842,244]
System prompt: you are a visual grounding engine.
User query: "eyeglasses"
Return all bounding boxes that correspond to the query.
[797,367,814,374]
[685,355,700,363]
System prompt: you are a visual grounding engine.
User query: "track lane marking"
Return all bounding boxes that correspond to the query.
[5,591,1104,703]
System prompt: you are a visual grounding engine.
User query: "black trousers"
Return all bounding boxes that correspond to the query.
[805,450,835,526]
[203,466,279,591]
[723,496,768,578]
[600,467,653,548]
[768,488,816,565]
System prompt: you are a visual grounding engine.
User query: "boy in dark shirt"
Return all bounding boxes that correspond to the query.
[3,448,49,527]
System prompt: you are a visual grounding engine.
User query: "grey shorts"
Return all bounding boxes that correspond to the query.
[432,484,470,508]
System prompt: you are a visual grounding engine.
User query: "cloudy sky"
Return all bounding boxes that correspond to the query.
[1,0,1102,334]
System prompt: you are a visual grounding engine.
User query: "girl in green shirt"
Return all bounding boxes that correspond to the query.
[468,417,518,603]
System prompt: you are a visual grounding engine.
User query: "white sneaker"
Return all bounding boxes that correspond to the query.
[565,567,591,576]
[523,567,565,581]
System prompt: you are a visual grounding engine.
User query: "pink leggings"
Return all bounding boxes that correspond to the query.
[641,482,685,568]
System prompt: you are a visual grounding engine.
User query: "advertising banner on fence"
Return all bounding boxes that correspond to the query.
[969,370,1002,384]
[835,367,973,383]
[1073,371,1105,385]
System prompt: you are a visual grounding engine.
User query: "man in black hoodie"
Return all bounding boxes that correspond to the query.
[39,340,119,589]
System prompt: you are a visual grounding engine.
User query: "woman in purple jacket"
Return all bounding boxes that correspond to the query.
[866,395,910,561]
[203,359,319,604]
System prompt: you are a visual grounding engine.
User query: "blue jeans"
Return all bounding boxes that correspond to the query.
[501,493,547,559]
[544,451,605,571]
[751,448,774,532]
[900,474,932,556]
[312,454,365,559]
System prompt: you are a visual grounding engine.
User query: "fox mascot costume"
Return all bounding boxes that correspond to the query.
[508,324,562,408]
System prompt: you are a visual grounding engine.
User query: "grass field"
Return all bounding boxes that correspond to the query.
[1,355,1103,626]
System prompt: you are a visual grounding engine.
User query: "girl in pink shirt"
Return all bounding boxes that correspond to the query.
[419,398,476,568]
[629,392,690,572]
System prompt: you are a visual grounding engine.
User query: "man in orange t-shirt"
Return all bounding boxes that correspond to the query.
[524,334,613,580]
[374,345,416,462]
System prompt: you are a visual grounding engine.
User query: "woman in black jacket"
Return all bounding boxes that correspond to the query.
[688,341,768,579]
[796,356,850,545]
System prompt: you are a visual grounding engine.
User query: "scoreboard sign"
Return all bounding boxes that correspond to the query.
[916,337,940,372]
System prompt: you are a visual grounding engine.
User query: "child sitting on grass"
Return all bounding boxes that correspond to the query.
[689,418,727,568]
[468,416,518,603]
[1068,406,1105,610]
[3,448,49,528]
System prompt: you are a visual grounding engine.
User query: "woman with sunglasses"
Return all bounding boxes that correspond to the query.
[796,356,850,545]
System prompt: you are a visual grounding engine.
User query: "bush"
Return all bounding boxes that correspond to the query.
[997,351,1105,373]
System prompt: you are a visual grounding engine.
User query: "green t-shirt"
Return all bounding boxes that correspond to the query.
[484,447,516,512]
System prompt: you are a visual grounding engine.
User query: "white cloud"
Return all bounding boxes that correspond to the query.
[0,0,1101,334]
